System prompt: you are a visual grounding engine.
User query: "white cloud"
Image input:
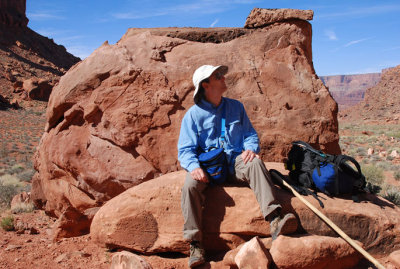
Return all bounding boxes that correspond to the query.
[324,29,337,40]
[113,11,168,20]
[27,12,64,20]
[112,0,259,20]
[210,19,219,27]
[344,37,372,47]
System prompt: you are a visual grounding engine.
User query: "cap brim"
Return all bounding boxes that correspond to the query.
[193,65,229,100]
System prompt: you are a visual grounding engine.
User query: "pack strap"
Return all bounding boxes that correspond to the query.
[292,141,327,158]
[220,102,226,147]
[334,155,362,176]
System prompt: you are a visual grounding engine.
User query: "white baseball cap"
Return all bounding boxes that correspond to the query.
[192,65,228,101]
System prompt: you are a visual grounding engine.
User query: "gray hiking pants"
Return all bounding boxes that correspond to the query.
[181,155,281,241]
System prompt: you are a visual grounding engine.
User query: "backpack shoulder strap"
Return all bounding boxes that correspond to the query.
[334,154,363,177]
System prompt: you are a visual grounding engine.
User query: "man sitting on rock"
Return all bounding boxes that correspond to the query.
[178,64,298,268]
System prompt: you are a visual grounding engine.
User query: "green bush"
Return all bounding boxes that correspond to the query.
[17,169,36,182]
[1,216,14,231]
[0,183,19,207]
[382,187,400,206]
[8,164,24,175]
[366,182,382,195]
[11,202,35,214]
[394,171,400,181]
[362,165,384,186]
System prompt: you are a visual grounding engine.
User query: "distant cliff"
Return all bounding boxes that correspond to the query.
[340,64,400,122]
[0,0,80,106]
[320,73,381,110]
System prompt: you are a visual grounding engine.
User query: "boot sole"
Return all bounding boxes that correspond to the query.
[272,213,298,240]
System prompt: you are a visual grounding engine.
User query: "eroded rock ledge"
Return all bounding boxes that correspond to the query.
[32,8,340,238]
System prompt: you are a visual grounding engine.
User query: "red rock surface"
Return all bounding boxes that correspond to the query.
[90,165,400,258]
[270,235,362,269]
[245,8,313,28]
[32,9,341,238]
[0,0,80,105]
[0,0,28,27]
[320,73,381,110]
[234,236,272,268]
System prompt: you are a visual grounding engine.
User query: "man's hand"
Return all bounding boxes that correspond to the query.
[190,167,209,183]
[241,149,259,164]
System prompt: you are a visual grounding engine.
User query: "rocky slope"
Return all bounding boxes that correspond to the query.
[31,8,342,238]
[0,0,80,108]
[320,73,381,110]
[340,64,400,122]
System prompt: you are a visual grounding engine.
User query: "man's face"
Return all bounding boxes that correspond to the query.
[203,70,227,95]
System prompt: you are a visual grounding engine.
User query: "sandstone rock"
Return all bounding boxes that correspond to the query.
[23,78,53,101]
[10,98,20,109]
[379,151,387,158]
[270,235,362,269]
[110,251,153,269]
[91,166,400,255]
[0,0,28,27]
[388,250,400,267]
[390,150,399,158]
[10,191,31,212]
[368,148,374,155]
[245,8,313,29]
[234,236,272,269]
[223,237,273,267]
[0,0,79,107]
[34,8,340,238]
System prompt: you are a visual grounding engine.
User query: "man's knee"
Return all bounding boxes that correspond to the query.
[182,173,207,193]
[249,157,265,169]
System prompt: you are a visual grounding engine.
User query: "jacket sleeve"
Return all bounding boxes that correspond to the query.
[177,111,201,172]
[241,104,260,154]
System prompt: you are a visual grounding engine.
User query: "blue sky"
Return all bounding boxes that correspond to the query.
[26,0,400,76]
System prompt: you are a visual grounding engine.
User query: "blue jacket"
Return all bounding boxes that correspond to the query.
[177,97,260,173]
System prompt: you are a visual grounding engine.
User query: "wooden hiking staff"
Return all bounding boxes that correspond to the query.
[276,176,386,269]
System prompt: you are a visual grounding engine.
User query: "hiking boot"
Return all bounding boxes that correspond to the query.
[269,213,298,240]
[189,241,205,268]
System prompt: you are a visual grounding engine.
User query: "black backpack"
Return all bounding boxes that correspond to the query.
[285,141,366,199]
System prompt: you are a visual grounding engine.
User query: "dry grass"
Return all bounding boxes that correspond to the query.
[339,121,400,205]
[0,108,45,210]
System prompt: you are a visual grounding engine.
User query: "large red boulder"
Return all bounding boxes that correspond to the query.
[90,166,400,256]
[32,8,340,237]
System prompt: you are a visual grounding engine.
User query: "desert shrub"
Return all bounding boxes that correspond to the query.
[362,158,370,164]
[366,182,381,195]
[11,202,35,214]
[0,175,24,208]
[354,137,367,144]
[0,216,14,231]
[382,187,400,206]
[394,171,400,181]
[386,155,394,161]
[0,174,23,187]
[356,147,367,156]
[8,163,24,175]
[376,162,390,170]
[17,169,35,182]
[362,165,384,186]
[0,182,19,207]
[387,131,400,139]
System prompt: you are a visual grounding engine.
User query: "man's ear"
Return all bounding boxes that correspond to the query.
[201,80,209,90]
